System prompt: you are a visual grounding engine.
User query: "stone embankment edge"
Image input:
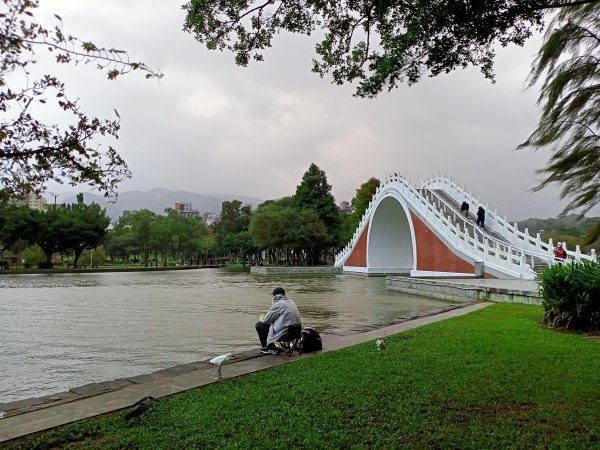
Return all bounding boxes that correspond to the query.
[0,265,224,276]
[387,276,541,305]
[250,266,342,274]
[0,302,490,444]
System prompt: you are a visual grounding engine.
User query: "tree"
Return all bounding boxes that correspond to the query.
[213,199,252,255]
[150,214,175,266]
[340,177,380,244]
[250,202,296,263]
[183,0,594,97]
[168,212,207,265]
[351,177,381,217]
[286,210,330,266]
[61,193,111,268]
[0,0,161,199]
[519,3,600,240]
[121,209,156,265]
[215,200,252,234]
[103,229,135,263]
[197,233,217,265]
[29,206,67,266]
[223,231,259,266]
[0,203,36,249]
[295,163,340,244]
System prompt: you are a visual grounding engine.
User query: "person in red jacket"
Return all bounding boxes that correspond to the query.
[554,242,567,263]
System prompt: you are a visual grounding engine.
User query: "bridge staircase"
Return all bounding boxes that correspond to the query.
[422,176,596,273]
[421,188,551,276]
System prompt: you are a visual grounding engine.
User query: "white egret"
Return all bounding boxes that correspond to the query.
[210,353,235,380]
[376,338,387,352]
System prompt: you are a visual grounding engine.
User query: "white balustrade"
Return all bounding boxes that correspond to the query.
[335,174,580,279]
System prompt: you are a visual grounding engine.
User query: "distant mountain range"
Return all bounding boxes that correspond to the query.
[60,189,263,222]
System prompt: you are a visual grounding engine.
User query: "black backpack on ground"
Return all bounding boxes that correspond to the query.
[299,326,322,353]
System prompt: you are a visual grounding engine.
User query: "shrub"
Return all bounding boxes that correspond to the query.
[21,244,45,268]
[539,260,600,332]
[0,260,8,270]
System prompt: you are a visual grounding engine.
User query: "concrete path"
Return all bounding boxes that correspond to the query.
[0,302,491,445]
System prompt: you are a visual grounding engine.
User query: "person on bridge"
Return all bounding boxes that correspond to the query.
[476,206,486,229]
[554,243,568,264]
[461,200,470,218]
[255,287,302,355]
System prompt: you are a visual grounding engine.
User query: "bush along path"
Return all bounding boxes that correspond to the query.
[9,303,600,449]
[539,260,600,332]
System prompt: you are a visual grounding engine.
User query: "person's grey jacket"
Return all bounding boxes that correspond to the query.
[259,294,302,346]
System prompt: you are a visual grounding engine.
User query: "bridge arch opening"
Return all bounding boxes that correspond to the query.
[368,196,415,272]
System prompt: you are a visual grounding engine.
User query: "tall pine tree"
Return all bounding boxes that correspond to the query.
[295,163,340,264]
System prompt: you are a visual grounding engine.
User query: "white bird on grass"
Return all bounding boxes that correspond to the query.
[210,353,235,380]
[376,338,387,353]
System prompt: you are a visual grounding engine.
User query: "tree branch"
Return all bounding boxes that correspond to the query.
[543,0,600,10]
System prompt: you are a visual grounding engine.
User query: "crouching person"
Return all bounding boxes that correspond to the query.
[256,287,302,355]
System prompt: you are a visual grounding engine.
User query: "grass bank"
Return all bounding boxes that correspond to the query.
[12,304,600,449]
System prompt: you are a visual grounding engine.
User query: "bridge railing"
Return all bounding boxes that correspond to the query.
[335,173,536,278]
[390,173,533,278]
[423,176,597,264]
[420,183,561,270]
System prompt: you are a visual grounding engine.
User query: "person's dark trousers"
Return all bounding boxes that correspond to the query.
[255,321,270,348]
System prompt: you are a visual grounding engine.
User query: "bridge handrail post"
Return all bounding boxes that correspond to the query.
[592,249,597,262]
[494,240,500,265]
[519,252,525,268]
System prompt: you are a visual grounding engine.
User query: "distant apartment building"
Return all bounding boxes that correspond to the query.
[202,212,219,226]
[174,202,201,218]
[11,192,48,210]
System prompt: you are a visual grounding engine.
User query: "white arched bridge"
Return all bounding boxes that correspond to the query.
[335,175,597,279]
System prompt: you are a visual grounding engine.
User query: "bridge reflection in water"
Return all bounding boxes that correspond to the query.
[0,269,453,403]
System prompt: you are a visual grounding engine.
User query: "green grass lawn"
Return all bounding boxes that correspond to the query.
[12,303,600,449]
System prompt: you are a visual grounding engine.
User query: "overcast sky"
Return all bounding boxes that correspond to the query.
[33,1,591,221]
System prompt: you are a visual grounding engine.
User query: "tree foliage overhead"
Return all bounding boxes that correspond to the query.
[0,0,161,200]
[519,2,600,239]
[183,0,594,97]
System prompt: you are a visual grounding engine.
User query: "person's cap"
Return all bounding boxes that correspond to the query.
[557,243,562,247]
[271,287,285,296]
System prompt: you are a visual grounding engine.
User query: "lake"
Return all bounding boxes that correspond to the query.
[0,269,452,403]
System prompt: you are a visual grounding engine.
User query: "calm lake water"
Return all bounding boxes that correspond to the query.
[0,269,452,403]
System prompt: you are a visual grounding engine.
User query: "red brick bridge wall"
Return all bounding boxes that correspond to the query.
[343,208,494,278]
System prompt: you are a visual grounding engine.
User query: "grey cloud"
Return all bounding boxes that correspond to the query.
[35,1,598,221]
